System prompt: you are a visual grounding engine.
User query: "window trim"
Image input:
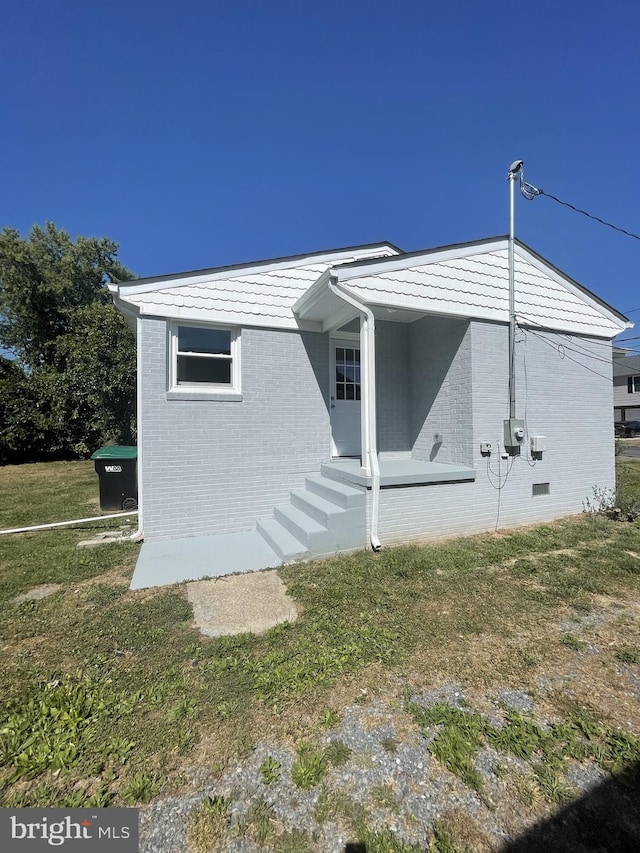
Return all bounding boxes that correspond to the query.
[167,321,241,399]
[628,375,640,394]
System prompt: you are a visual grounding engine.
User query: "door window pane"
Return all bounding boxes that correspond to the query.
[335,344,361,403]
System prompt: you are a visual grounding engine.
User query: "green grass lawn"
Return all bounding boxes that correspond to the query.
[1,459,640,851]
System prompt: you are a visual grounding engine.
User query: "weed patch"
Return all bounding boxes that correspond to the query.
[407,702,640,799]
[187,795,230,853]
[290,743,327,789]
[0,672,139,782]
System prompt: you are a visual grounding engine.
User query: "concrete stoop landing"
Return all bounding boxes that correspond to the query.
[130,471,367,589]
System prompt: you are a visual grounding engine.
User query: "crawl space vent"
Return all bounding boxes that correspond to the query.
[532,482,550,496]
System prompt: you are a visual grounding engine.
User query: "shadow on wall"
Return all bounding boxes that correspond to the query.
[340,761,640,851]
[409,317,470,462]
[301,331,331,415]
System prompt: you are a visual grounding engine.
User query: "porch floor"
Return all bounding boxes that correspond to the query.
[130,530,281,590]
[322,456,476,487]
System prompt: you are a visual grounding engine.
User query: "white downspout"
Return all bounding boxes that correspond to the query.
[107,288,144,542]
[130,314,144,541]
[327,277,382,551]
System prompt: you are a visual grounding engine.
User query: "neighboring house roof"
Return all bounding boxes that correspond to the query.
[613,354,640,377]
[112,236,631,339]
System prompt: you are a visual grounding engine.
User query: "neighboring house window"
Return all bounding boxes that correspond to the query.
[170,323,240,392]
[628,376,640,393]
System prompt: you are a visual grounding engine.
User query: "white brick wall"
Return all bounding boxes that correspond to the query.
[368,321,616,543]
[140,318,331,540]
[410,316,473,465]
[376,321,411,452]
[140,315,615,546]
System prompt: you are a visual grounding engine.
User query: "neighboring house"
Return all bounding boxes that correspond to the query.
[613,352,640,422]
[110,237,631,588]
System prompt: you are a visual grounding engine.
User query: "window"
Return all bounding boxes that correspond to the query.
[169,323,240,395]
[628,376,640,394]
[335,346,361,401]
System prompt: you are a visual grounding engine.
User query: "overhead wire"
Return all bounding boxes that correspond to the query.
[520,325,613,382]
[515,313,638,359]
[518,174,640,242]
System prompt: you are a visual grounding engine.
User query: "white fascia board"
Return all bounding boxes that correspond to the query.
[118,245,400,296]
[334,240,508,282]
[514,245,632,333]
[137,304,323,333]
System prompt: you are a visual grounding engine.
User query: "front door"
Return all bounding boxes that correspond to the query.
[330,339,361,456]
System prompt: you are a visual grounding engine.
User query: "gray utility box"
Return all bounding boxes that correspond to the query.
[503,418,525,449]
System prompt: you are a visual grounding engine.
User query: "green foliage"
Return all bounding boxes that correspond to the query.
[121,771,163,804]
[319,708,340,729]
[561,633,587,651]
[0,222,135,462]
[187,795,230,853]
[324,740,352,767]
[259,754,281,785]
[408,700,640,801]
[615,645,640,664]
[0,672,139,781]
[290,743,327,789]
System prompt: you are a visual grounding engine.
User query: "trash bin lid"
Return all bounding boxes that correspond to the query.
[90,445,138,460]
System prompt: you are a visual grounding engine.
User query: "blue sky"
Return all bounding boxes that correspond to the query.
[2,0,639,347]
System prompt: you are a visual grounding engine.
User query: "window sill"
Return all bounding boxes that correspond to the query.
[166,389,243,402]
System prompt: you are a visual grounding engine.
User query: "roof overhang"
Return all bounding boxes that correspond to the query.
[294,237,632,337]
[114,242,401,297]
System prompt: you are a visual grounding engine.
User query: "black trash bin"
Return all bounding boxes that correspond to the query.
[90,446,138,511]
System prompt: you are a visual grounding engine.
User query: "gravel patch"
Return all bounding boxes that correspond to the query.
[139,689,575,851]
[496,688,535,713]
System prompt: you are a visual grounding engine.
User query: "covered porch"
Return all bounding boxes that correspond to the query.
[294,267,476,477]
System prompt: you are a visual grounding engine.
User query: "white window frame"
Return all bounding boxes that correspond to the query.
[628,375,640,394]
[168,321,241,399]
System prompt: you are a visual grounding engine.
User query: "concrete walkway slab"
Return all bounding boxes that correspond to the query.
[130,530,281,590]
[186,570,298,636]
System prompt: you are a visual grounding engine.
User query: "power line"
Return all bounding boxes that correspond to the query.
[523,326,612,382]
[520,175,640,242]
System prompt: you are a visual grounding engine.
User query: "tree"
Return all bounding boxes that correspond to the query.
[0,223,136,462]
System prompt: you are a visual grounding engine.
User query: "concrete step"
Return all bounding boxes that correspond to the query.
[274,504,328,551]
[256,518,309,562]
[305,475,365,508]
[291,489,364,530]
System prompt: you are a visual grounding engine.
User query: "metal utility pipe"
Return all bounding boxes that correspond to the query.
[508,160,523,419]
[0,511,138,536]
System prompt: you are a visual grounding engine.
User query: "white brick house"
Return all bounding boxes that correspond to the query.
[110,237,631,588]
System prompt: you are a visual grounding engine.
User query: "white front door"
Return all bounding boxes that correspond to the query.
[330,339,361,456]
